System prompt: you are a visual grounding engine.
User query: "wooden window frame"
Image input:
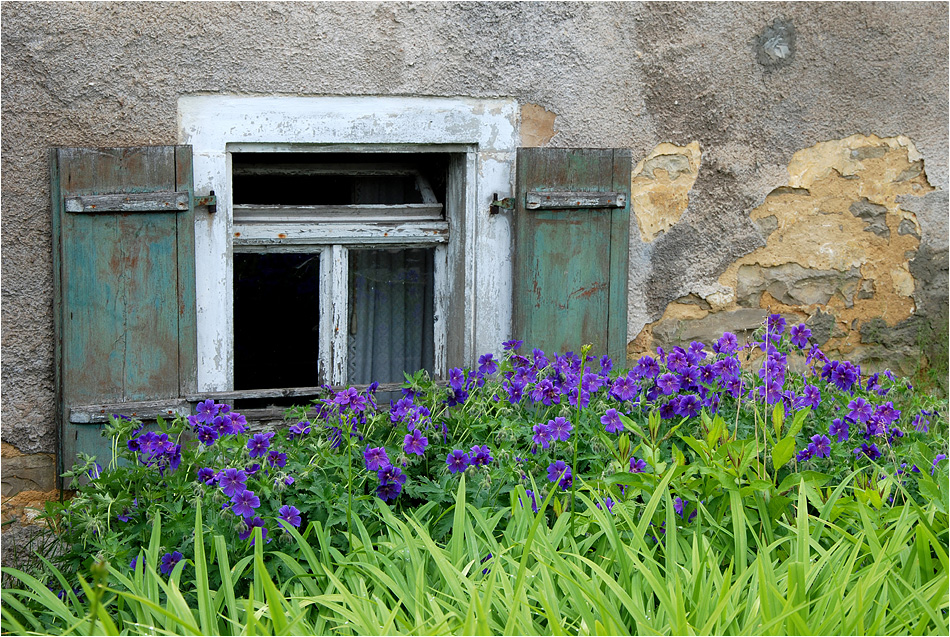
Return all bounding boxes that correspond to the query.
[228,150,456,387]
[180,96,520,398]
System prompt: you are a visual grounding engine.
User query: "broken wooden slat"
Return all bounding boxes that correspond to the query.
[69,398,191,424]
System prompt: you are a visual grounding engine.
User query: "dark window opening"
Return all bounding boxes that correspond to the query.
[232,152,448,207]
[234,252,321,390]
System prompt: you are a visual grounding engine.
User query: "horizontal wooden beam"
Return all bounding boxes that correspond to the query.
[525,190,626,210]
[233,220,449,245]
[69,399,191,424]
[65,190,189,213]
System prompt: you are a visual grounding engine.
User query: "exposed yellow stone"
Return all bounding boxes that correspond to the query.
[520,103,557,147]
[632,134,934,362]
[631,141,701,242]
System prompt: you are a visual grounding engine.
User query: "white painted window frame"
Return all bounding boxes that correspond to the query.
[178,96,519,392]
[230,149,452,386]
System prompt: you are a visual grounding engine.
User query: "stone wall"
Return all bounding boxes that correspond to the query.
[2,2,947,532]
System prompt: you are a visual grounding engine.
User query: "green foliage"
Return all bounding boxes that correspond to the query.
[4,315,949,635]
[3,471,947,635]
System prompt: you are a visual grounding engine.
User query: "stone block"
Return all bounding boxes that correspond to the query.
[1,454,57,497]
[737,263,862,308]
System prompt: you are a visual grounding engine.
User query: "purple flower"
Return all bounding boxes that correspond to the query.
[656,373,680,396]
[478,353,498,375]
[630,457,648,473]
[231,489,261,519]
[795,386,821,410]
[713,332,738,355]
[449,367,465,390]
[197,467,217,485]
[532,422,553,449]
[829,418,849,443]
[532,348,550,370]
[522,489,539,513]
[847,398,874,424]
[284,476,295,486]
[239,516,268,543]
[854,443,882,461]
[403,429,428,456]
[470,445,493,466]
[933,454,948,475]
[229,412,248,434]
[160,551,184,575]
[218,468,248,498]
[601,408,624,434]
[600,355,613,374]
[595,497,615,514]
[529,378,560,406]
[503,339,524,351]
[789,324,812,349]
[446,450,471,474]
[810,434,832,459]
[673,497,686,517]
[547,417,573,442]
[633,356,660,380]
[195,399,218,425]
[675,394,701,419]
[767,313,786,338]
[246,432,274,459]
[267,450,287,468]
[332,387,367,413]
[546,461,573,490]
[87,463,102,480]
[196,426,218,446]
[278,505,302,528]
[376,465,408,501]
[610,375,639,401]
[364,446,391,471]
[288,420,312,439]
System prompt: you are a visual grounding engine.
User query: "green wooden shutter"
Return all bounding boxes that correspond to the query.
[512,148,631,363]
[51,146,197,472]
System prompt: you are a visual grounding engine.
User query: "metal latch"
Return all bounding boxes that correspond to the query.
[490,193,514,215]
[195,190,217,213]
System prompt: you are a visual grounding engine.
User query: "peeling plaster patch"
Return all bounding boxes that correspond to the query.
[519,103,557,147]
[631,142,701,242]
[633,135,935,370]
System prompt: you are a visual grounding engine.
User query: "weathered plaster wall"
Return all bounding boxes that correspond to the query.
[633,135,941,377]
[2,2,947,516]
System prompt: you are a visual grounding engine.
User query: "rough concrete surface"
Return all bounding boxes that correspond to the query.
[2,2,947,499]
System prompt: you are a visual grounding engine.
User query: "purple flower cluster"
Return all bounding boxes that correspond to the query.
[127,431,182,476]
[363,445,408,501]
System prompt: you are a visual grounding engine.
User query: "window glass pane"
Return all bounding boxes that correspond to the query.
[234,253,320,389]
[347,248,435,385]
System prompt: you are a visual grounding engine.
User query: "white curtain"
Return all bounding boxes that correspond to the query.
[347,249,434,385]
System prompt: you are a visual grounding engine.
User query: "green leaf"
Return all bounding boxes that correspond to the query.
[772,437,796,470]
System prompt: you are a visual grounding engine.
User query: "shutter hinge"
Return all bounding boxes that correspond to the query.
[195,190,217,213]
[489,193,514,215]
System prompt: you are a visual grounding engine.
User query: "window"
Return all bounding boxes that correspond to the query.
[179,96,520,394]
[229,152,449,388]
